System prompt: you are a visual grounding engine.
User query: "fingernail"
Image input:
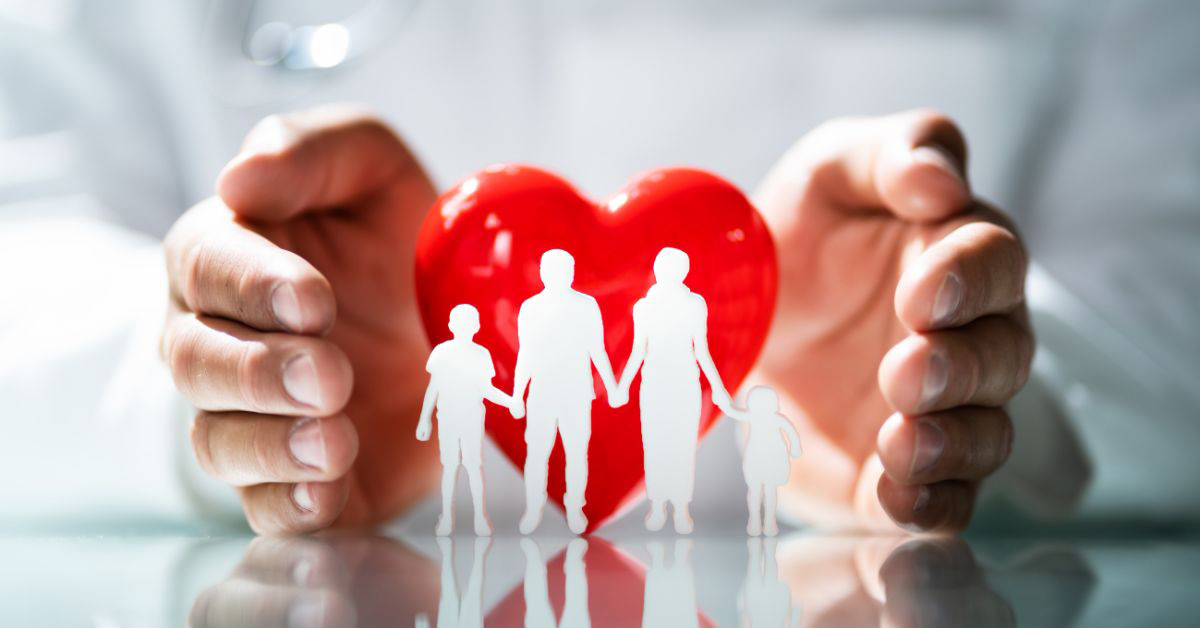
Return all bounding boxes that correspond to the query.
[912,485,931,513]
[283,354,323,408]
[289,417,328,471]
[912,144,964,183]
[932,273,962,326]
[288,596,326,628]
[272,283,305,331]
[293,483,316,513]
[920,350,948,411]
[292,556,315,586]
[911,419,944,475]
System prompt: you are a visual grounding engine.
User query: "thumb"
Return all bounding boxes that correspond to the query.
[756,108,971,227]
[217,104,431,222]
[872,109,972,222]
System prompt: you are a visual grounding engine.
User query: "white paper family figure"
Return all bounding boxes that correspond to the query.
[724,386,803,536]
[417,247,785,537]
[510,249,624,535]
[642,539,700,628]
[417,304,513,536]
[618,247,732,534]
[522,538,591,628]
[739,537,803,627]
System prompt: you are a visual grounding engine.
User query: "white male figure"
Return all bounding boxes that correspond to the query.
[511,249,623,535]
[417,304,513,536]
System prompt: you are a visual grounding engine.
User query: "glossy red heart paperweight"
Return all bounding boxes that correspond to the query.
[414,165,777,532]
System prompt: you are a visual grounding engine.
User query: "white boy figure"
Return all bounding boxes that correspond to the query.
[417,304,513,536]
[722,386,802,536]
[617,247,732,534]
[510,249,623,535]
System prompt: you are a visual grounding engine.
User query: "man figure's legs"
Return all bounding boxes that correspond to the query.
[559,401,592,534]
[436,426,462,536]
[521,401,556,534]
[460,419,490,536]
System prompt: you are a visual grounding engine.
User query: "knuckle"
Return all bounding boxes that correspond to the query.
[190,414,217,476]
[250,421,286,481]
[237,341,278,412]
[163,319,201,394]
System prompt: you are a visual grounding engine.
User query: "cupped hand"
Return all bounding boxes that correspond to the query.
[753,110,1030,533]
[162,105,441,534]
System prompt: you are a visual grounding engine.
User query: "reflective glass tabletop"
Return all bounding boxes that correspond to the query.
[3,531,1197,627]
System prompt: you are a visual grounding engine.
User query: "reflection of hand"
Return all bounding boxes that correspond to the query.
[415,420,431,442]
[510,398,525,420]
[189,536,440,627]
[756,110,1028,533]
[162,106,440,534]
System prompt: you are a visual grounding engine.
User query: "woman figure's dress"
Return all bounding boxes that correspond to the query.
[634,285,707,505]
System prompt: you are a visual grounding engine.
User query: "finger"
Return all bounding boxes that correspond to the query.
[234,536,352,590]
[189,575,354,628]
[241,478,351,535]
[895,220,1027,331]
[162,306,353,415]
[165,198,335,334]
[191,412,358,487]
[879,316,1033,414]
[217,104,428,222]
[876,409,1013,485]
[879,539,1015,628]
[757,108,971,228]
[876,476,977,533]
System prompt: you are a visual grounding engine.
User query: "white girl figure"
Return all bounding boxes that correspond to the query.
[417,304,514,536]
[724,386,802,536]
[617,247,732,534]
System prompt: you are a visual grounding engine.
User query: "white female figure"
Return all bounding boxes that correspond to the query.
[725,386,802,536]
[618,247,732,534]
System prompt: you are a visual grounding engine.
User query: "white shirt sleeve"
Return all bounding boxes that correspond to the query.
[0,199,243,530]
[983,262,1200,523]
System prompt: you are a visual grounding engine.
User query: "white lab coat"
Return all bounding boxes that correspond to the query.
[1,0,1198,533]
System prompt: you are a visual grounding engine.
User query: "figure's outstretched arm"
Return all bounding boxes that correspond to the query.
[777,414,803,457]
[618,303,648,395]
[692,299,732,410]
[484,385,513,407]
[723,405,752,422]
[417,377,438,441]
[586,299,620,399]
[511,306,532,405]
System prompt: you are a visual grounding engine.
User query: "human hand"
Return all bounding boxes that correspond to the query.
[188,535,440,627]
[510,398,525,420]
[754,110,1029,533]
[162,105,441,534]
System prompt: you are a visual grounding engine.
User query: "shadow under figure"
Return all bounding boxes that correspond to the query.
[619,247,732,534]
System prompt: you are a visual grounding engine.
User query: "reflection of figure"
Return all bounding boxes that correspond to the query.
[511,249,622,535]
[521,538,591,628]
[725,386,802,536]
[433,537,491,628]
[618,247,731,533]
[739,538,801,628]
[642,539,700,628]
[417,304,514,536]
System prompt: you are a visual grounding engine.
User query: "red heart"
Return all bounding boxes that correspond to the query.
[414,165,777,532]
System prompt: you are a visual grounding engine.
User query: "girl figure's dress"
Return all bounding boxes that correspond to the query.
[742,410,793,488]
[634,284,707,506]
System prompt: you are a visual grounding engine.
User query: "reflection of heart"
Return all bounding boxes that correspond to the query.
[414,165,777,532]
[484,539,717,627]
